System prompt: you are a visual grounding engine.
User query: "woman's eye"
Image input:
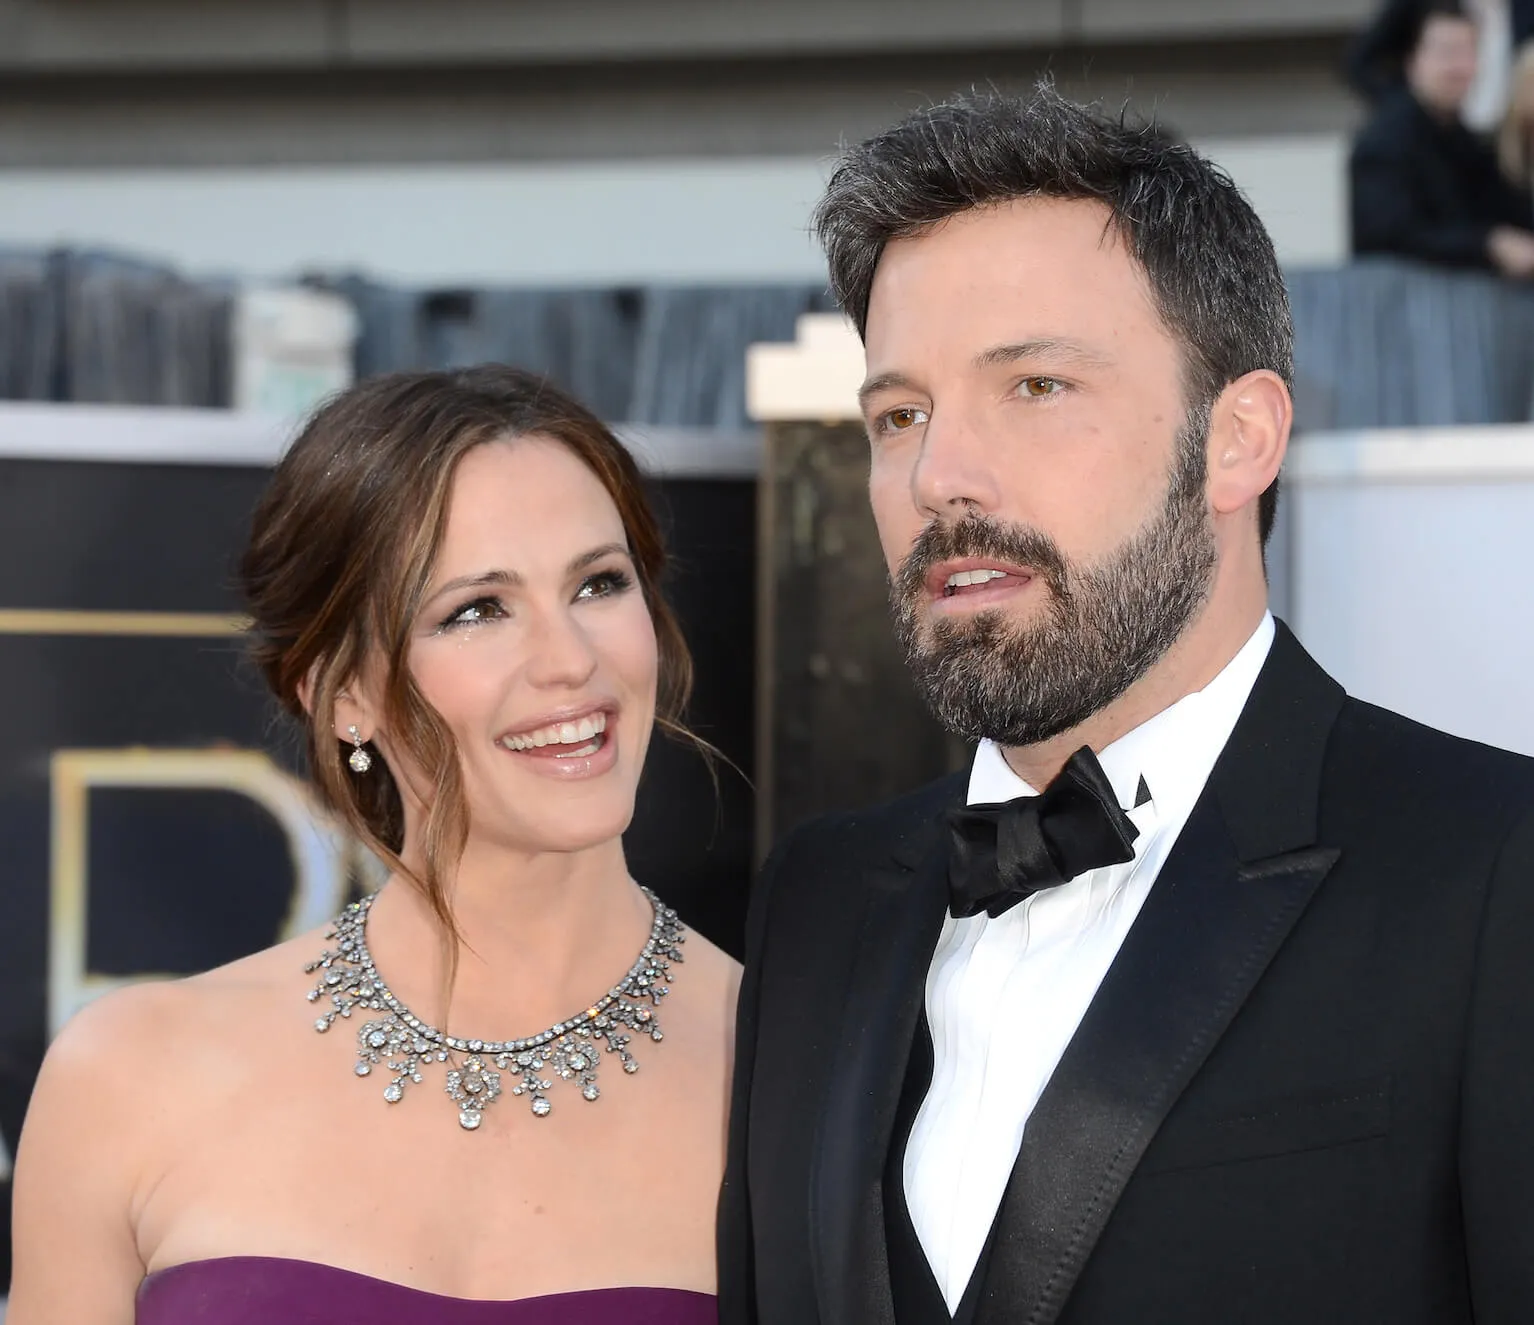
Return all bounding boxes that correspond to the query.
[877,405,930,435]
[575,569,634,601]
[1018,376,1065,398]
[439,596,506,631]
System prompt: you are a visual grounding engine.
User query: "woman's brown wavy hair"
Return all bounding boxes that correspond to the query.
[240,365,694,941]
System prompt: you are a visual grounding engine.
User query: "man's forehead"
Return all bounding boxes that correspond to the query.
[879,195,1125,257]
[864,207,1160,359]
[868,200,1141,318]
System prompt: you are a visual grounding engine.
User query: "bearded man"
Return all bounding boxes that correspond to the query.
[718,86,1534,1325]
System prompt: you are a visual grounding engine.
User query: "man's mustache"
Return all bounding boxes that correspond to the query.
[892,517,1069,607]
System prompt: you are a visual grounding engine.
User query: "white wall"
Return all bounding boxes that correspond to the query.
[0,134,1346,286]
[1200,133,1348,268]
[1287,427,1534,759]
[0,159,830,286]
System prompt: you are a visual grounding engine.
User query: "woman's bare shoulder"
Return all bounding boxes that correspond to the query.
[43,923,332,1084]
[10,925,338,1321]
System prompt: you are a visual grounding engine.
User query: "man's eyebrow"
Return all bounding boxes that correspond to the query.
[856,340,1112,409]
[974,339,1114,371]
[856,371,919,410]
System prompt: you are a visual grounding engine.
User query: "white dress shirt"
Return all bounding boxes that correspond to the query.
[902,614,1277,1312]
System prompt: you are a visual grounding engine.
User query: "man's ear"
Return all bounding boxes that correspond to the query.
[1206,369,1291,521]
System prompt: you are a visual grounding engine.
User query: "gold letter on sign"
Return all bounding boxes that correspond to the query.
[49,748,367,1038]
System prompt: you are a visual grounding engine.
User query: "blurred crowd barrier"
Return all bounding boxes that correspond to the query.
[1289,258,1534,430]
[0,249,230,407]
[9,250,1534,435]
[0,248,837,426]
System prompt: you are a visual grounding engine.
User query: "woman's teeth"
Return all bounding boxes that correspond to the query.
[501,712,608,752]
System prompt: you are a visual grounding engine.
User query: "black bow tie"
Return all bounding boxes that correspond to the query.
[945,746,1141,920]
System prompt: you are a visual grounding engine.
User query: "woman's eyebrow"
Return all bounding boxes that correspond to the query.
[422,568,518,609]
[422,543,630,609]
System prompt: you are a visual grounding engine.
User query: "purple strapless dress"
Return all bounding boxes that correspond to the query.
[135,1257,718,1324]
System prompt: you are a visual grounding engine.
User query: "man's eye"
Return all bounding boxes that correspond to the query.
[878,406,930,434]
[1019,376,1064,398]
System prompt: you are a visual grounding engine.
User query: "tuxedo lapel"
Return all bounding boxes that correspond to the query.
[971,622,1347,1325]
[810,837,951,1325]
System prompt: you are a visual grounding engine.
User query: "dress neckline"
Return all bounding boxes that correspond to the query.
[138,1254,716,1306]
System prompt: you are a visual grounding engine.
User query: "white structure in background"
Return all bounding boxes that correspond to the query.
[746,313,863,421]
[746,317,1534,761]
[231,286,357,417]
[1286,428,1534,759]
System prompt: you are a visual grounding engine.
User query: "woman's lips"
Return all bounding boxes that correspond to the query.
[499,709,608,753]
[496,708,619,780]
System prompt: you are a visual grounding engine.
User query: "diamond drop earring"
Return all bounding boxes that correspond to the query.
[347,725,372,774]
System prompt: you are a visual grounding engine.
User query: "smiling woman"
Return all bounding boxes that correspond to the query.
[7,367,738,1324]
[241,368,699,938]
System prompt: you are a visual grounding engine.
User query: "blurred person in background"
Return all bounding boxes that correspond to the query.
[8,366,736,1325]
[720,84,1534,1325]
[1350,2,1534,274]
[1347,0,1454,102]
[1348,0,1531,126]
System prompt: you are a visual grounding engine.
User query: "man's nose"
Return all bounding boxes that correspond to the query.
[909,408,1002,519]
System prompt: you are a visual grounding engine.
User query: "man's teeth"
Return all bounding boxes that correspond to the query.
[501,712,608,752]
[944,568,1011,589]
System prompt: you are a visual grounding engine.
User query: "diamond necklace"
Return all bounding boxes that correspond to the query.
[305,886,685,1129]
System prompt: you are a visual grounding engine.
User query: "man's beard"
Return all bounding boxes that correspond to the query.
[890,420,1218,748]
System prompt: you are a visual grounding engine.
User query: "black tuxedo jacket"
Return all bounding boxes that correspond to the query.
[718,623,1534,1324]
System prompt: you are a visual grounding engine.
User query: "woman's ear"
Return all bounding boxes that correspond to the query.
[298,661,377,745]
[332,690,377,746]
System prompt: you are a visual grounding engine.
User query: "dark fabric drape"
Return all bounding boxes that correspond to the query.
[326,276,833,426]
[0,248,231,408]
[58,252,232,407]
[329,276,645,423]
[0,249,61,401]
[627,284,836,426]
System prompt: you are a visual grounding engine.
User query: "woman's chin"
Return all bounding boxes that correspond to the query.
[473,799,637,858]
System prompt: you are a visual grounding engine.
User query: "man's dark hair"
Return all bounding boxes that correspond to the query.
[812,83,1291,546]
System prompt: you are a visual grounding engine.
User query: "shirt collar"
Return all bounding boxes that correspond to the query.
[966,613,1276,819]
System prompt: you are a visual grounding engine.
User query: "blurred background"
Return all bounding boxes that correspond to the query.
[4,0,1534,1305]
